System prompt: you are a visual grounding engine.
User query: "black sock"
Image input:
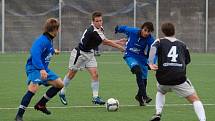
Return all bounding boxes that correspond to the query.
[136,73,147,98]
[36,87,61,106]
[142,79,147,89]
[16,91,35,117]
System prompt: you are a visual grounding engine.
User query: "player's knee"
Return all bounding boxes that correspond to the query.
[131,65,141,74]
[91,73,98,80]
[67,69,77,79]
[57,78,64,88]
[58,81,64,89]
[186,93,200,103]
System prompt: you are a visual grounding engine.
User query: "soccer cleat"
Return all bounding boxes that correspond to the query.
[135,95,145,106]
[150,114,161,121]
[14,115,23,121]
[59,93,68,105]
[34,104,51,115]
[144,96,152,104]
[92,96,105,105]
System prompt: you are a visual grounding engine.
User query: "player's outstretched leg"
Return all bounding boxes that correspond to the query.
[59,73,75,105]
[34,86,62,115]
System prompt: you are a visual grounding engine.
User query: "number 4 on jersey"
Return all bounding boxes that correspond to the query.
[167,46,178,62]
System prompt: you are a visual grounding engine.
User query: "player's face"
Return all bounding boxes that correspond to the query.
[93,16,103,29]
[141,27,151,38]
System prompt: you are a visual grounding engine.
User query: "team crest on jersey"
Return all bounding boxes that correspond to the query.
[129,47,140,54]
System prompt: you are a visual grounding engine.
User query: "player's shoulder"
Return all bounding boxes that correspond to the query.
[86,25,94,33]
[176,39,186,45]
[34,34,51,46]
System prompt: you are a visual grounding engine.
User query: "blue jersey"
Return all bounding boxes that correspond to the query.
[26,33,55,71]
[116,25,155,63]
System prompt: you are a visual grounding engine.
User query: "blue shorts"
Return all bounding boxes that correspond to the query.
[25,65,59,86]
[124,56,148,79]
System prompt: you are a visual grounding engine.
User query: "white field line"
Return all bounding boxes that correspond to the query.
[0,103,214,110]
[0,61,215,66]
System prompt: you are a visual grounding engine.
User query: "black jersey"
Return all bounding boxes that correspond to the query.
[153,38,191,85]
[77,25,106,52]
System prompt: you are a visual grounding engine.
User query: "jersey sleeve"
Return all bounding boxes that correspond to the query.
[115,25,139,36]
[146,35,156,58]
[185,46,191,65]
[30,39,46,70]
[148,39,159,64]
[94,28,106,40]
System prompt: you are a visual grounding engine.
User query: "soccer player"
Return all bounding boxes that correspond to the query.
[115,22,155,106]
[15,18,64,121]
[59,11,124,105]
[148,22,206,121]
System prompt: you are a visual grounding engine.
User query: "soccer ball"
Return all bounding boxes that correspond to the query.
[106,98,119,111]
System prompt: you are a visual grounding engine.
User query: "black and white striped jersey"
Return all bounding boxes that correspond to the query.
[151,37,191,85]
[77,24,106,52]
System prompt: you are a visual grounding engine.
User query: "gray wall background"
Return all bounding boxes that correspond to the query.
[0,0,214,53]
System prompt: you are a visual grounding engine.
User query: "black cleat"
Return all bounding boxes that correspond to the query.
[92,96,105,105]
[34,104,51,115]
[14,115,23,121]
[144,96,152,104]
[135,95,145,106]
[150,114,161,121]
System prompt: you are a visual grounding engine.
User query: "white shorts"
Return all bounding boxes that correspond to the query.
[68,48,97,71]
[157,79,196,97]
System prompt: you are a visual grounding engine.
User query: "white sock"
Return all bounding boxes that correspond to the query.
[91,80,99,97]
[60,75,71,95]
[155,91,165,115]
[193,100,206,121]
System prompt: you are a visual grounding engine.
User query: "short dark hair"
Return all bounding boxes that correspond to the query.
[161,22,175,37]
[43,18,59,33]
[92,11,102,21]
[141,22,154,32]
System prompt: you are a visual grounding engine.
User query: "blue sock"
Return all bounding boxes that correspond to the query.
[16,91,35,117]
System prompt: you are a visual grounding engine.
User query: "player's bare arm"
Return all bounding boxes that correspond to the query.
[115,38,127,46]
[148,64,158,71]
[102,39,125,52]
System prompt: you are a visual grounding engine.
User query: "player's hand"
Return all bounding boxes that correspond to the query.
[120,47,125,52]
[115,38,127,46]
[149,64,158,71]
[40,69,48,80]
[54,49,60,55]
